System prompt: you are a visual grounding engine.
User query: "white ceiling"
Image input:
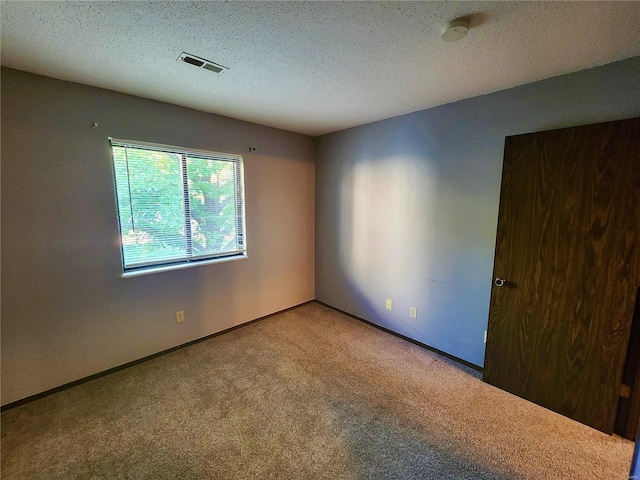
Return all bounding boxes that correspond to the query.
[2,1,639,137]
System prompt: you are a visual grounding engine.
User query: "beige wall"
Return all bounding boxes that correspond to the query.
[1,68,315,405]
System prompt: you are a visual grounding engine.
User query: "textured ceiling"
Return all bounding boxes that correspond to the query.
[1,1,639,136]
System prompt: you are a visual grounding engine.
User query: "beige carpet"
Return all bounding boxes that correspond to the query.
[1,302,634,479]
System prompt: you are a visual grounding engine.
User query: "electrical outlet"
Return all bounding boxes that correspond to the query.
[386,299,393,311]
[176,311,185,323]
[484,330,487,344]
[410,307,417,319]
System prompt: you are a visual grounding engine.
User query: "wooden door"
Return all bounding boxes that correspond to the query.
[615,288,640,439]
[483,118,640,434]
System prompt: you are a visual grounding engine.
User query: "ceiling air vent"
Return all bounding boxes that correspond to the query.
[178,52,228,74]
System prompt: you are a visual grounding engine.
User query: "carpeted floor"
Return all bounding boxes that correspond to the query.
[1,302,634,479]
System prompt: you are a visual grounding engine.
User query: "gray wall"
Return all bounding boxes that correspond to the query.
[1,68,315,405]
[315,56,640,367]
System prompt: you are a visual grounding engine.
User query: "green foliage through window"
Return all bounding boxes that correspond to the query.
[110,139,246,273]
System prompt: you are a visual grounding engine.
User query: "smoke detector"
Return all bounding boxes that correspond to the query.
[441,19,469,42]
[178,52,228,73]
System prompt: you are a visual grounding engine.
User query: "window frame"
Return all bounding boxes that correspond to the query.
[109,138,247,278]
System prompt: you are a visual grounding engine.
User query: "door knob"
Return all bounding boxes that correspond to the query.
[494,277,506,287]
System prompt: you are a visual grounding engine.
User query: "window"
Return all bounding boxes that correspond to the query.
[110,138,246,276]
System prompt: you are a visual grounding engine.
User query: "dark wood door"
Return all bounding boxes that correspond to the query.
[483,118,640,434]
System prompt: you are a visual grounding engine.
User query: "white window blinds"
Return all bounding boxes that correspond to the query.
[110,139,246,274]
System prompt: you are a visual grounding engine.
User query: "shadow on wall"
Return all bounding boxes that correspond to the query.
[328,110,501,367]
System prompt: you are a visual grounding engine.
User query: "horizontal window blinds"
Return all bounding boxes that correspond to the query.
[110,139,246,273]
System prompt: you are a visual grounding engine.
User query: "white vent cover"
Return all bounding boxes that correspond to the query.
[178,52,228,73]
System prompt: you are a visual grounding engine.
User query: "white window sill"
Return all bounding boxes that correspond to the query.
[121,253,248,278]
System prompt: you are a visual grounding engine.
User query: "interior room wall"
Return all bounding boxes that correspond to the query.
[315,56,640,367]
[1,68,315,405]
